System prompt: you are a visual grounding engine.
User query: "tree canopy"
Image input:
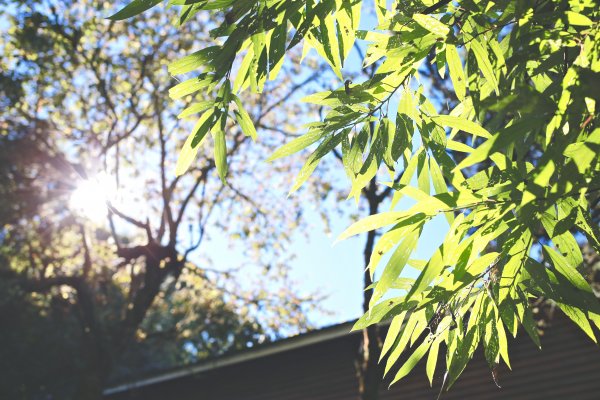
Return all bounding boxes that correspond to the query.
[107,0,600,390]
[0,1,328,398]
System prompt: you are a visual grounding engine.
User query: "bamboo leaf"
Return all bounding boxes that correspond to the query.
[290,133,343,193]
[352,297,410,331]
[469,39,499,95]
[267,128,324,162]
[175,109,215,176]
[371,228,421,305]
[232,95,257,140]
[413,14,450,37]
[213,113,228,183]
[426,336,442,386]
[380,312,407,360]
[390,338,432,385]
[430,115,492,139]
[168,46,220,75]
[336,212,411,242]
[178,101,214,119]
[108,0,162,20]
[446,44,466,100]
[544,246,592,294]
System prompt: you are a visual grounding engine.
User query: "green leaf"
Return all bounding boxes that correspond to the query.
[213,114,228,183]
[336,211,412,242]
[336,5,355,64]
[267,128,324,162]
[557,302,597,343]
[178,101,214,119]
[268,23,287,80]
[429,156,454,224]
[543,246,592,294]
[499,229,531,303]
[566,11,594,26]
[469,39,499,95]
[321,13,342,78]
[233,47,254,92]
[169,75,214,99]
[380,312,407,360]
[430,115,492,139]
[456,118,538,170]
[417,152,430,195]
[371,228,421,306]
[175,109,215,176]
[498,297,518,338]
[289,133,343,193]
[168,46,220,75]
[232,95,257,140]
[446,139,474,153]
[352,297,409,331]
[426,336,442,386]
[368,217,426,275]
[348,133,384,199]
[413,14,450,37]
[572,196,600,254]
[405,246,444,301]
[496,316,510,369]
[446,44,466,100]
[108,0,162,20]
[483,313,500,366]
[464,252,499,278]
[516,289,541,348]
[447,324,478,388]
[385,308,427,375]
[540,212,583,269]
[390,338,432,385]
[564,128,600,173]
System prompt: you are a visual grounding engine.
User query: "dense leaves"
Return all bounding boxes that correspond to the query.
[111,0,599,391]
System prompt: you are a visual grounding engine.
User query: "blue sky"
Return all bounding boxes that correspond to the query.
[202,178,449,328]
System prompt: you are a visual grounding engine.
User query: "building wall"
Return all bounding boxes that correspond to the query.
[107,314,600,400]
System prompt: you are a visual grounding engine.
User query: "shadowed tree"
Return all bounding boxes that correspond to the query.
[0,1,332,398]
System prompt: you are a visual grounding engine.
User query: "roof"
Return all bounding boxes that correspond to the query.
[104,313,600,400]
[104,320,357,396]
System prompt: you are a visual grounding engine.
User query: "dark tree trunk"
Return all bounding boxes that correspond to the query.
[75,243,182,399]
[73,282,112,400]
[356,180,384,400]
[75,370,107,400]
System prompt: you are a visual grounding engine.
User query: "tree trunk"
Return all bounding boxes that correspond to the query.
[73,284,111,400]
[356,181,384,400]
[75,369,107,400]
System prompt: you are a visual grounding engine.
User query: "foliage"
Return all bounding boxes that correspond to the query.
[0,258,266,399]
[111,0,600,390]
[0,1,327,398]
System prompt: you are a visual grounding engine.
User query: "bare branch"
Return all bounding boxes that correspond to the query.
[107,202,153,241]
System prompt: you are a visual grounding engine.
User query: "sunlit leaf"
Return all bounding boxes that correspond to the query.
[430,115,492,139]
[108,0,162,20]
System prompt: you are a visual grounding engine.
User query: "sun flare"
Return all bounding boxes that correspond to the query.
[69,173,116,222]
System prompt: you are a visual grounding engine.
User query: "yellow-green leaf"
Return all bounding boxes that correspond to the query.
[336,211,409,242]
[413,14,450,37]
[108,0,162,20]
[390,338,432,385]
[431,115,492,138]
[175,109,215,176]
[267,128,324,162]
[446,44,466,100]
[233,95,257,140]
